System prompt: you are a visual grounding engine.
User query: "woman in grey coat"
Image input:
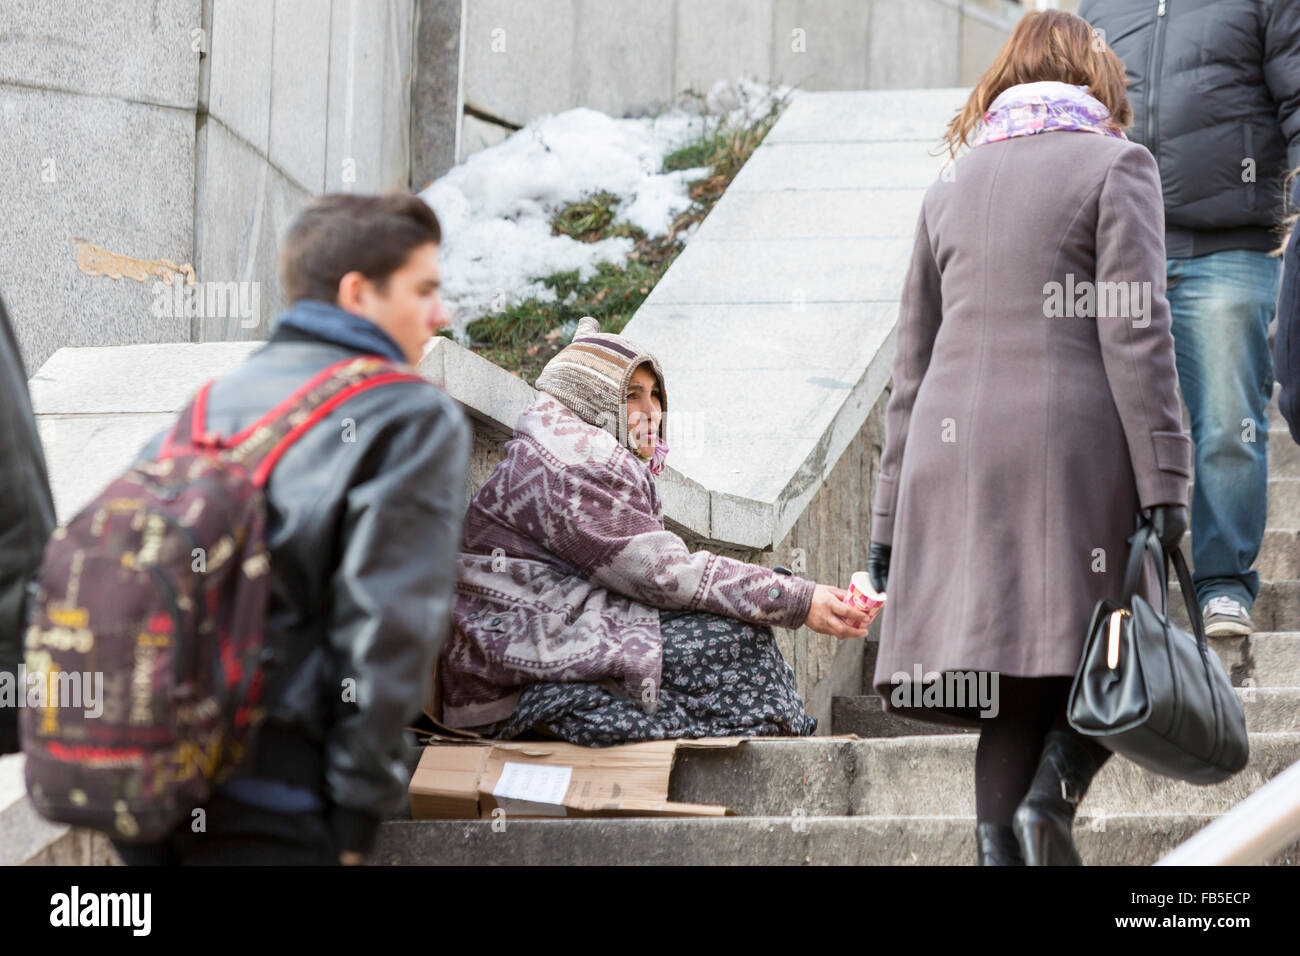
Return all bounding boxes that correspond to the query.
[865,10,1192,866]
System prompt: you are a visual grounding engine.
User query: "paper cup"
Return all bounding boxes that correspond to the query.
[845,571,886,628]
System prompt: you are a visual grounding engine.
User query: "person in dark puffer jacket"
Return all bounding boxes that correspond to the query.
[1080,0,1300,637]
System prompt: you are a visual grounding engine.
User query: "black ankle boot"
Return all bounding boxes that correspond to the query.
[976,822,1025,865]
[1012,728,1108,866]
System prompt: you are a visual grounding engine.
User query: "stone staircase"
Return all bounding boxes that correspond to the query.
[375,389,1300,866]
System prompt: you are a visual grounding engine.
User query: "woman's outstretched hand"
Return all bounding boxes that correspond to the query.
[805,584,873,639]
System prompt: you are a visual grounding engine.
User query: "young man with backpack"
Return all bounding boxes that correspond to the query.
[27,193,470,865]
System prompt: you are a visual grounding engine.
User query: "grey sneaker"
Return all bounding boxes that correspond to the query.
[1202,596,1253,637]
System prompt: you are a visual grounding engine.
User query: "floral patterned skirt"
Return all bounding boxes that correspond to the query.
[494,609,818,746]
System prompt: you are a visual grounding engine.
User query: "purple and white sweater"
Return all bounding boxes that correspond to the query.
[438,395,817,729]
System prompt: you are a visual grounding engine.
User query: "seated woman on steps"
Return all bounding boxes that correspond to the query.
[436,316,871,745]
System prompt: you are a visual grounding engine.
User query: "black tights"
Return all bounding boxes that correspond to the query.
[974,675,1112,826]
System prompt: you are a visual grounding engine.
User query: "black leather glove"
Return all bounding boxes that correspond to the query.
[1149,504,1189,551]
[867,541,891,594]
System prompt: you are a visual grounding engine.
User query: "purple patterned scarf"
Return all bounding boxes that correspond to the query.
[638,436,670,476]
[972,80,1126,147]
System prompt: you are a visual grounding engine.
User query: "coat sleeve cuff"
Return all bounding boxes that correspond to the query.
[1138,430,1193,509]
[1151,430,1192,477]
[870,472,897,545]
[870,510,895,546]
[329,806,381,857]
[784,575,816,630]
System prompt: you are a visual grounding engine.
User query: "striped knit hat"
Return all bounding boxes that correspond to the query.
[535,316,668,457]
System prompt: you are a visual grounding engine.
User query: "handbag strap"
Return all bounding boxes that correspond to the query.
[1168,544,1209,652]
[1120,520,1208,653]
[1120,523,1165,606]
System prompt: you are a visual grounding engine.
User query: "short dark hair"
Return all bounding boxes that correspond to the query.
[279,192,442,304]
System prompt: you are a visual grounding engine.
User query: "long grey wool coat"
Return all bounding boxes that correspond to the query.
[870,130,1193,728]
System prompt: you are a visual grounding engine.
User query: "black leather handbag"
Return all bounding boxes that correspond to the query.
[1067,522,1249,784]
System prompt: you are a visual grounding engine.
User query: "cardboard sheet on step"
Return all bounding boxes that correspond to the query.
[407,737,744,820]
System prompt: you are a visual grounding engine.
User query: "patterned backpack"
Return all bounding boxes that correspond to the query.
[21,354,425,842]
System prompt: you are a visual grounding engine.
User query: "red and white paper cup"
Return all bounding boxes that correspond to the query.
[845,571,886,628]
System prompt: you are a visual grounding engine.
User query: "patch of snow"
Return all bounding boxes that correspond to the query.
[420,78,793,341]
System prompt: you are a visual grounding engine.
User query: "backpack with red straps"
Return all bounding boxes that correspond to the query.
[21,354,426,841]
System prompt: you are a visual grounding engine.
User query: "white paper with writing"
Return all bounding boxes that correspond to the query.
[492,761,573,806]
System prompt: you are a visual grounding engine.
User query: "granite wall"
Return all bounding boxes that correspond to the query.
[458,0,1023,156]
[0,0,461,368]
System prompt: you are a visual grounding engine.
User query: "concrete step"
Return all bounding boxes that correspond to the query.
[397,735,1298,822]
[0,756,118,865]
[1262,477,1300,529]
[372,814,1299,865]
[1202,631,1300,688]
[653,734,1300,817]
[1237,687,1300,731]
[834,687,1300,737]
[832,694,977,737]
[847,732,1300,818]
[1229,529,1300,580]
[1269,427,1300,478]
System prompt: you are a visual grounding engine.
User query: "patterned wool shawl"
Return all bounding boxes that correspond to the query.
[437,395,816,729]
[972,80,1126,147]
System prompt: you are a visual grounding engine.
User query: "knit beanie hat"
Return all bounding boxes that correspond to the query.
[534,316,669,462]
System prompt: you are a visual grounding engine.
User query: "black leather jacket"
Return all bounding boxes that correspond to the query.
[137,322,471,854]
[0,297,56,754]
[1079,0,1300,257]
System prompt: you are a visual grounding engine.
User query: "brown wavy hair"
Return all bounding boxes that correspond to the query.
[940,9,1133,162]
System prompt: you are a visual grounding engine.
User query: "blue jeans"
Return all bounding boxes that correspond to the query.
[1166,249,1282,610]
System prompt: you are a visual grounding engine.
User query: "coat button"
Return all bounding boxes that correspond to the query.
[767,586,781,600]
